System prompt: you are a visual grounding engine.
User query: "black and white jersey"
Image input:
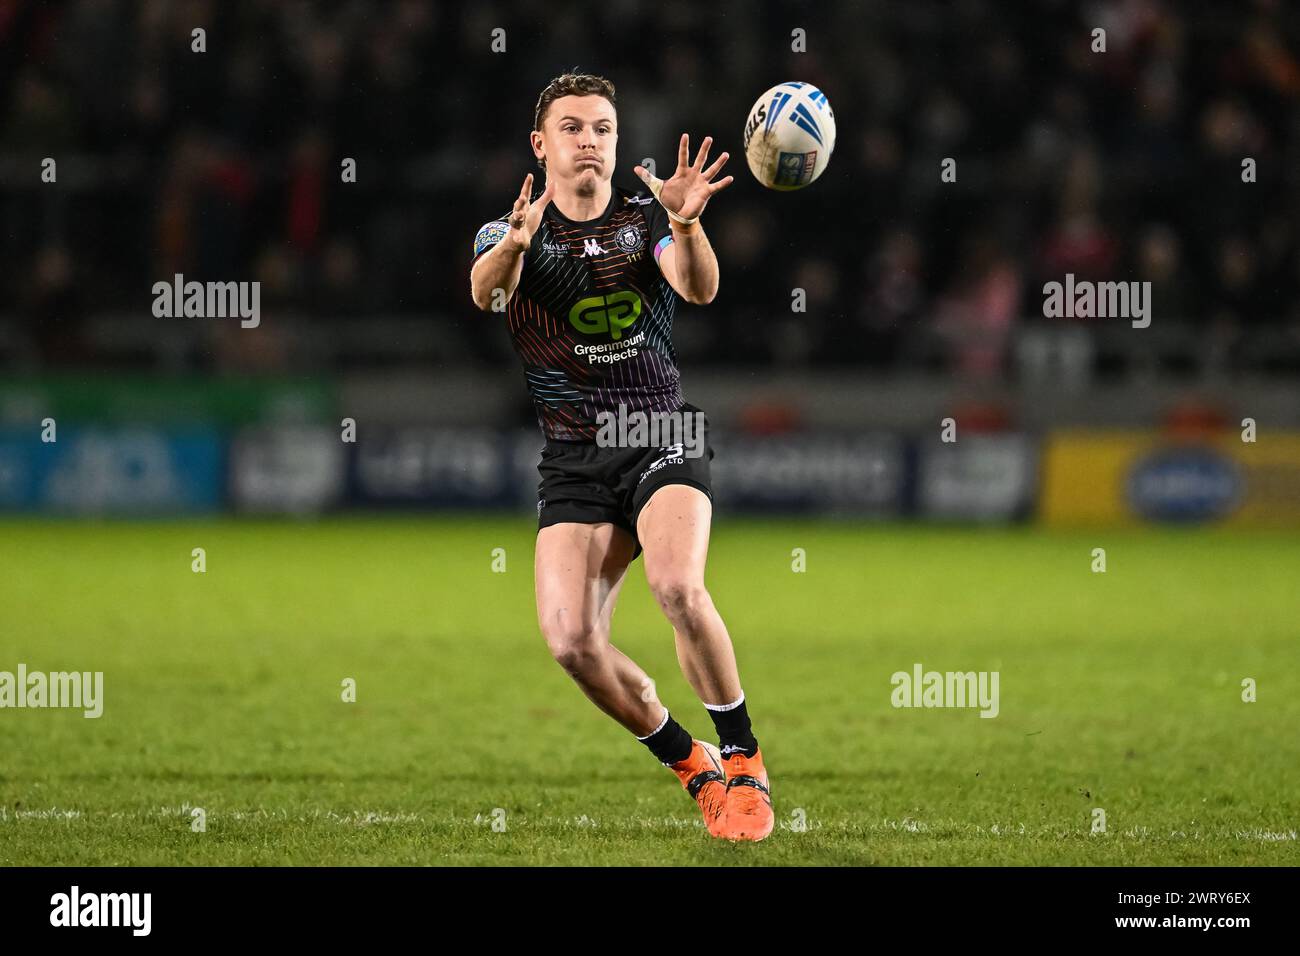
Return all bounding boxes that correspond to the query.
[473,185,683,442]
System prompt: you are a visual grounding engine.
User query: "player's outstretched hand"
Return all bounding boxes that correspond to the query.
[506,173,556,252]
[635,134,734,222]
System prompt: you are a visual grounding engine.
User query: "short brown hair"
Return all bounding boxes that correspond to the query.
[532,71,617,169]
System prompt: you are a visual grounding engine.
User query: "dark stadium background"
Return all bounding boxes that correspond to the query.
[4,0,1297,458]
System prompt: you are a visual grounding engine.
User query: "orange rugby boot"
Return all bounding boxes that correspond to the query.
[669,740,729,838]
[721,747,773,842]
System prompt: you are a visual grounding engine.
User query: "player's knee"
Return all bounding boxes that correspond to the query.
[540,616,606,674]
[648,576,709,625]
[550,637,604,676]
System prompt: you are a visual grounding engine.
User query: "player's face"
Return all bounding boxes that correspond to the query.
[536,95,617,191]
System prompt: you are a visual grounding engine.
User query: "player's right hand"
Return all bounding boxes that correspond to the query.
[505,173,555,253]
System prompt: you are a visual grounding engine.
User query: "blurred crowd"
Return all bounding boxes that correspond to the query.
[3,0,1299,379]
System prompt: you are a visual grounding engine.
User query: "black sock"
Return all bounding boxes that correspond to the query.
[706,696,758,759]
[638,711,694,766]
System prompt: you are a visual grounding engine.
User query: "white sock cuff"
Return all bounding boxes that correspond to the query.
[635,707,670,740]
[703,691,745,712]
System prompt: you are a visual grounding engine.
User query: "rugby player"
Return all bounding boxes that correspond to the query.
[469,72,771,841]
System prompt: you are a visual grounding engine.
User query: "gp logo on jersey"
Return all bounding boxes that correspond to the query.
[568,291,642,340]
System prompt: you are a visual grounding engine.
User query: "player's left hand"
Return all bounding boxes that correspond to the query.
[635,133,734,222]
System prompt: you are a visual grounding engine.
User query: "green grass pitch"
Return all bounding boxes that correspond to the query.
[1,516,1296,865]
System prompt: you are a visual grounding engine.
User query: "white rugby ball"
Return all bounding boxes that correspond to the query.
[742,82,836,191]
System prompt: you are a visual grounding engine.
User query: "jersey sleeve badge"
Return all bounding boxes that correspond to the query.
[473,219,510,256]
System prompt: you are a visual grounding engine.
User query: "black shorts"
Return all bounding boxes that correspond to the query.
[536,401,715,560]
